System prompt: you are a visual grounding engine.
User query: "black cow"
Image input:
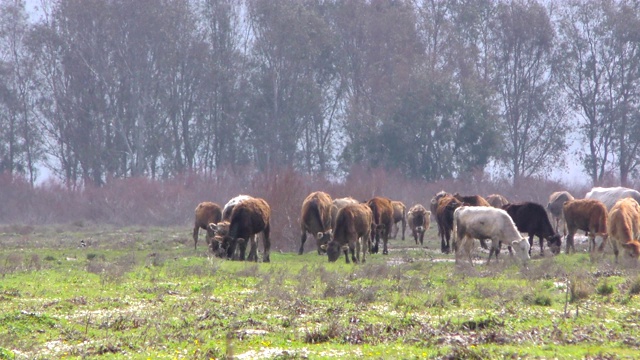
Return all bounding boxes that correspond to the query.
[502,202,562,256]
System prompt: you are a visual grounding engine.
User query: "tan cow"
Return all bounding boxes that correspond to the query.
[223,197,271,262]
[330,197,360,230]
[193,202,222,250]
[486,194,509,208]
[390,200,407,240]
[607,198,640,263]
[563,199,608,254]
[407,204,430,246]
[367,197,394,255]
[322,203,372,264]
[299,191,334,255]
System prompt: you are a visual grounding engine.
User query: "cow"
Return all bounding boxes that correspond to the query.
[586,186,640,211]
[453,206,531,265]
[223,197,271,262]
[222,194,254,221]
[502,202,562,256]
[192,202,222,250]
[330,197,360,229]
[322,203,372,264]
[367,197,394,255]
[208,220,230,257]
[563,199,608,254]
[453,193,491,207]
[486,194,509,208]
[390,200,407,240]
[607,198,640,263]
[430,191,450,219]
[452,193,491,249]
[407,204,430,246]
[435,195,463,254]
[299,191,333,255]
[546,191,575,236]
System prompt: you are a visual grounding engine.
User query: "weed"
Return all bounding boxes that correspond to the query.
[628,276,640,296]
[570,278,593,303]
[304,321,343,344]
[596,279,615,296]
[44,255,55,261]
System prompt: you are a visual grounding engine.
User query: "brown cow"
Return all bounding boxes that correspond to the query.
[390,200,406,240]
[223,197,271,262]
[607,198,640,263]
[367,197,394,255]
[208,220,230,257]
[435,195,463,253]
[407,204,430,246]
[222,195,254,221]
[563,199,608,254]
[299,191,334,255]
[430,191,450,219]
[322,203,372,263]
[330,197,360,229]
[547,191,574,236]
[193,202,222,250]
[486,194,509,208]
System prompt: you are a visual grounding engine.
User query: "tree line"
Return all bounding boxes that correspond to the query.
[0,0,639,188]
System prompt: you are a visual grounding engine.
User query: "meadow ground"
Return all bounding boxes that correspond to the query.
[1,223,640,359]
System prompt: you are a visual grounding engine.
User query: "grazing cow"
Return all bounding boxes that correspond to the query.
[222,195,254,221]
[435,195,463,253]
[486,194,509,208]
[224,198,271,262]
[322,203,372,264]
[608,198,640,263]
[546,191,575,236]
[330,197,360,229]
[502,202,562,256]
[453,206,531,265]
[367,197,394,255]
[299,191,334,255]
[193,202,222,250]
[390,200,407,240]
[586,186,640,210]
[563,199,608,254]
[208,220,230,257]
[407,204,430,246]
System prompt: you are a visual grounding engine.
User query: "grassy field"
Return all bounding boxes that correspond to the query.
[1,223,640,359]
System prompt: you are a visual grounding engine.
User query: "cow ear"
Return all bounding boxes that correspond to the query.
[316,232,324,240]
[426,211,431,216]
[326,229,332,236]
[341,244,349,251]
[208,223,217,231]
[320,244,328,250]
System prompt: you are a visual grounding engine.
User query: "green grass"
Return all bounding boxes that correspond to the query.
[0,224,639,359]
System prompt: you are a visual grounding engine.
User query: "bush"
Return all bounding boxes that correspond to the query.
[596,280,615,296]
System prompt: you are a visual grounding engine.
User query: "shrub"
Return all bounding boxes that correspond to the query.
[596,280,615,296]
[628,276,640,296]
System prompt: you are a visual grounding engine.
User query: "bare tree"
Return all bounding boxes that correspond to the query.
[490,0,568,185]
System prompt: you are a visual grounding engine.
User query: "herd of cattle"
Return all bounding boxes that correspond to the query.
[192,186,640,266]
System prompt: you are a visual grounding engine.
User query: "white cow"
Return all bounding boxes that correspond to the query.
[222,194,254,221]
[585,187,640,211]
[453,206,530,265]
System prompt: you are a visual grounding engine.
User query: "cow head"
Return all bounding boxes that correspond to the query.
[209,235,227,258]
[321,242,349,262]
[548,234,562,255]
[622,241,640,259]
[208,221,230,236]
[512,238,531,262]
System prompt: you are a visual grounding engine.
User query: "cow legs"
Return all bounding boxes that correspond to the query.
[298,231,307,255]
[193,226,200,250]
[566,230,575,254]
[262,225,271,263]
[419,230,425,246]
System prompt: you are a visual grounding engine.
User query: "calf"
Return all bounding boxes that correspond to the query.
[390,200,407,240]
[546,191,574,236]
[502,202,562,256]
[193,202,222,250]
[453,206,530,265]
[563,199,608,254]
[407,204,430,246]
[299,191,334,255]
[486,194,509,208]
[224,197,272,262]
[607,198,640,263]
[367,197,394,255]
[322,203,372,264]
[435,195,463,254]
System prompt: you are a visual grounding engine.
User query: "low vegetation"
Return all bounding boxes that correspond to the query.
[1,224,639,359]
